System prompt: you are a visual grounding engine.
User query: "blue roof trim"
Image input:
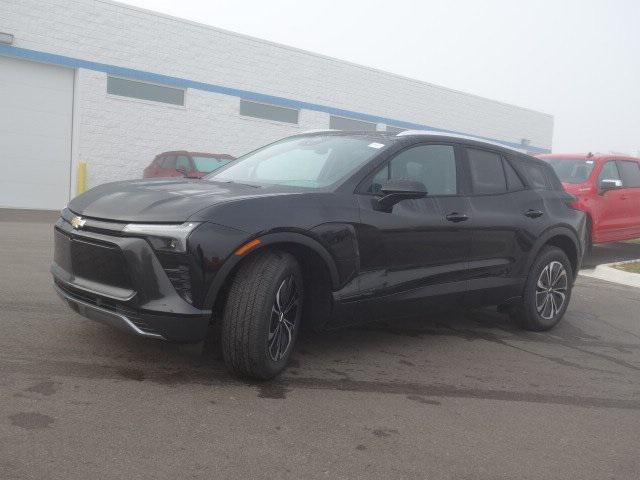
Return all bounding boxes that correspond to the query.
[0,44,550,154]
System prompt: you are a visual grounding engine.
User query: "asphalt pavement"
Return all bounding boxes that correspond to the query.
[1,211,639,479]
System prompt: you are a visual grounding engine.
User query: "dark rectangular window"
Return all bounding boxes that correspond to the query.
[239,100,299,124]
[522,161,551,189]
[107,76,184,105]
[387,144,457,196]
[598,161,621,182]
[176,155,193,173]
[617,161,640,187]
[160,155,176,169]
[504,159,525,190]
[467,148,507,194]
[329,115,377,132]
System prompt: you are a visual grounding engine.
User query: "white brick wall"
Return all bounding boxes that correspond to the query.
[76,69,330,187]
[1,0,553,189]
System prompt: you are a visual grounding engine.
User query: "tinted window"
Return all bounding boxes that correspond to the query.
[599,161,621,182]
[386,144,457,196]
[523,162,550,189]
[107,77,184,105]
[543,164,564,191]
[329,116,377,132]
[368,165,389,194]
[176,155,192,173]
[467,148,507,194]
[617,161,640,187]
[239,99,299,124]
[504,159,524,190]
[160,155,176,169]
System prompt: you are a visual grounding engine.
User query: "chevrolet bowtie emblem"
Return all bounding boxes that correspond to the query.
[71,216,86,229]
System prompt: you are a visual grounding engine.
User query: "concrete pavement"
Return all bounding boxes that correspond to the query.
[1,213,639,479]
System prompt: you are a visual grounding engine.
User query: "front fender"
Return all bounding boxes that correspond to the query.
[202,228,356,309]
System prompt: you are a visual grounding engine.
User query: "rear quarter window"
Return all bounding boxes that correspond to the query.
[504,159,525,191]
[543,164,564,190]
[521,159,551,189]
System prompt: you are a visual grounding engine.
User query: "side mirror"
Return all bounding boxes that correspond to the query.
[374,179,427,212]
[599,178,622,193]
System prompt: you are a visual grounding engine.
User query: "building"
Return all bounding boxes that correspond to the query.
[0,0,553,210]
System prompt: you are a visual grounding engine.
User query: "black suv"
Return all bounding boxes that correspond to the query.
[52,131,586,379]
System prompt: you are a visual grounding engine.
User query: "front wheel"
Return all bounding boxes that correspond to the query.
[511,246,573,331]
[221,250,303,380]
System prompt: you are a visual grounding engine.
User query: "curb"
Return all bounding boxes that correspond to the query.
[580,260,640,289]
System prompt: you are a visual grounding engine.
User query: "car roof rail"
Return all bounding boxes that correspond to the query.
[396,129,528,153]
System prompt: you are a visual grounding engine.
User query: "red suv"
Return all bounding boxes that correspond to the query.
[143,151,235,179]
[538,153,640,247]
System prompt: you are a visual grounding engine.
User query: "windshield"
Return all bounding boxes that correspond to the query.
[207,135,388,188]
[542,157,596,184]
[192,156,233,173]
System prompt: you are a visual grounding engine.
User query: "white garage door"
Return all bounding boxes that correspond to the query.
[0,56,74,210]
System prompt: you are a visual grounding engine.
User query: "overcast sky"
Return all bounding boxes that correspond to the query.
[122,0,639,154]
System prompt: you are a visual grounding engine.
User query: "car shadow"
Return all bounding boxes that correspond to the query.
[582,242,640,269]
[71,301,620,384]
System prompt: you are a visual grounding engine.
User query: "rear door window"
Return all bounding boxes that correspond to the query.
[467,148,507,194]
[617,161,640,187]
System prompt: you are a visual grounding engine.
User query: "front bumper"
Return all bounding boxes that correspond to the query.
[51,215,211,342]
[54,282,164,339]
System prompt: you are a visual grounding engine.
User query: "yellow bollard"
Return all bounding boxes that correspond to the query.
[76,162,87,195]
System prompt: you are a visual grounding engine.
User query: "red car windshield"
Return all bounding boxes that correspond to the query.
[542,158,596,184]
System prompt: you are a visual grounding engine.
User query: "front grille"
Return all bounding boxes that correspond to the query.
[55,228,131,289]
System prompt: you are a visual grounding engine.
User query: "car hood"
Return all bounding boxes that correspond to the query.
[68,178,300,223]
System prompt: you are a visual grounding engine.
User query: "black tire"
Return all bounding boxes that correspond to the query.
[511,246,573,331]
[221,250,303,380]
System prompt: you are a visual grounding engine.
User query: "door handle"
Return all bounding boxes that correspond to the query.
[524,209,544,219]
[445,212,469,223]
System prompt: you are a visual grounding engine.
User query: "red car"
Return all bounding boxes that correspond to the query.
[538,153,640,247]
[143,151,235,179]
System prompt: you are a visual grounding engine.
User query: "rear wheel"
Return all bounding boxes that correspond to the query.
[221,250,302,379]
[511,246,573,331]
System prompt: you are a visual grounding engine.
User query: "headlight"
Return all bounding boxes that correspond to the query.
[122,222,200,253]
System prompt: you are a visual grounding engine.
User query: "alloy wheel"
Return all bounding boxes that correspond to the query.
[267,275,299,362]
[535,261,568,320]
